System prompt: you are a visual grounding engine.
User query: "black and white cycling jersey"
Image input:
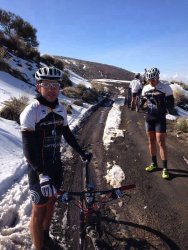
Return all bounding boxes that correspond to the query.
[20,100,68,169]
[142,82,174,120]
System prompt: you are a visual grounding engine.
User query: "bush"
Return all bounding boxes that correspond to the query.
[61,72,72,88]
[82,89,98,103]
[91,81,105,93]
[0,60,10,71]
[73,100,83,107]
[61,87,80,98]
[59,101,73,114]
[174,81,188,91]
[0,47,6,60]
[0,96,29,123]
[176,118,188,133]
[66,104,73,114]
[173,89,188,106]
[40,54,64,70]
[77,84,87,93]
[62,85,99,103]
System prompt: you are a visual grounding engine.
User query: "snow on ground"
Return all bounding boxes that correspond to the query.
[0,53,188,249]
[0,71,35,107]
[103,95,125,150]
[67,69,91,88]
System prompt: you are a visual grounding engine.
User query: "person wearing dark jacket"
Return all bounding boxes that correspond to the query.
[20,66,91,250]
[141,67,174,180]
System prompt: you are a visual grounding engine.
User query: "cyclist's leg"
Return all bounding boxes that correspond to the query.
[146,121,157,157]
[156,132,167,160]
[155,118,170,179]
[131,93,136,110]
[155,118,167,161]
[145,121,158,170]
[43,197,56,231]
[43,166,63,232]
[30,203,48,250]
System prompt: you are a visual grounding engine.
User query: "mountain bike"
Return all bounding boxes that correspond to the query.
[58,160,135,249]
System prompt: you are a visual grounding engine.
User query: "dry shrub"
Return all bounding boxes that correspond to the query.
[0,47,7,60]
[0,60,10,72]
[82,89,98,103]
[91,81,105,93]
[62,85,99,103]
[59,101,73,114]
[73,100,83,107]
[62,87,80,98]
[66,104,73,114]
[176,118,188,133]
[0,96,29,123]
[172,86,188,105]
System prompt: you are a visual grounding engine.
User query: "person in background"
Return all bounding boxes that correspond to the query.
[20,66,91,250]
[142,68,147,85]
[141,67,175,180]
[129,73,142,110]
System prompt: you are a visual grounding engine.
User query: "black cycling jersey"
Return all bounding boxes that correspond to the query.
[142,82,174,121]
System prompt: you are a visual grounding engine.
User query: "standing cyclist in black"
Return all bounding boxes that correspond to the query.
[141,67,174,180]
[20,66,91,250]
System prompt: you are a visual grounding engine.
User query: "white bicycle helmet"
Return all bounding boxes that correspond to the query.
[35,66,63,81]
[146,67,160,80]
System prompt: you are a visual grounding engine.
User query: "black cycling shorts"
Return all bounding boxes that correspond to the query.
[28,161,63,205]
[145,117,166,133]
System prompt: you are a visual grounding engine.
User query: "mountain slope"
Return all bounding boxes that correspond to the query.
[55,56,134,80]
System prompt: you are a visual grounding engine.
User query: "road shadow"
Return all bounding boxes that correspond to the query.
[101,217,181,250]
[149,167,188,180]
[168,168,188,179]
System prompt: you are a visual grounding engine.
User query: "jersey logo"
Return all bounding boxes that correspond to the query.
[30,190,40,204]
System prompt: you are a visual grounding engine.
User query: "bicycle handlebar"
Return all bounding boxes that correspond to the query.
[57,184,136,201]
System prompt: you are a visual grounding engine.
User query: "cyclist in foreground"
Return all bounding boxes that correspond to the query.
[141,67,175,180]
[20,66,91,250]
[129,73,142,110]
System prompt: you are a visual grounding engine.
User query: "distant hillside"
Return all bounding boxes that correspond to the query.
[55,56,134,81]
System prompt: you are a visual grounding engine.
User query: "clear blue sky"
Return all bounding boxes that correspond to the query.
[1,0,188,82]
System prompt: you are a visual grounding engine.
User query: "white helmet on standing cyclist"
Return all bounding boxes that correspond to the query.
[146,67,160,80]
[35,66,63,81]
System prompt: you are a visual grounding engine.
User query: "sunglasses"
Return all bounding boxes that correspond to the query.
[40,82,60,89]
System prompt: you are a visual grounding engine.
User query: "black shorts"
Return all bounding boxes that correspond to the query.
[28,161,63,205]
[145,117,166,133]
